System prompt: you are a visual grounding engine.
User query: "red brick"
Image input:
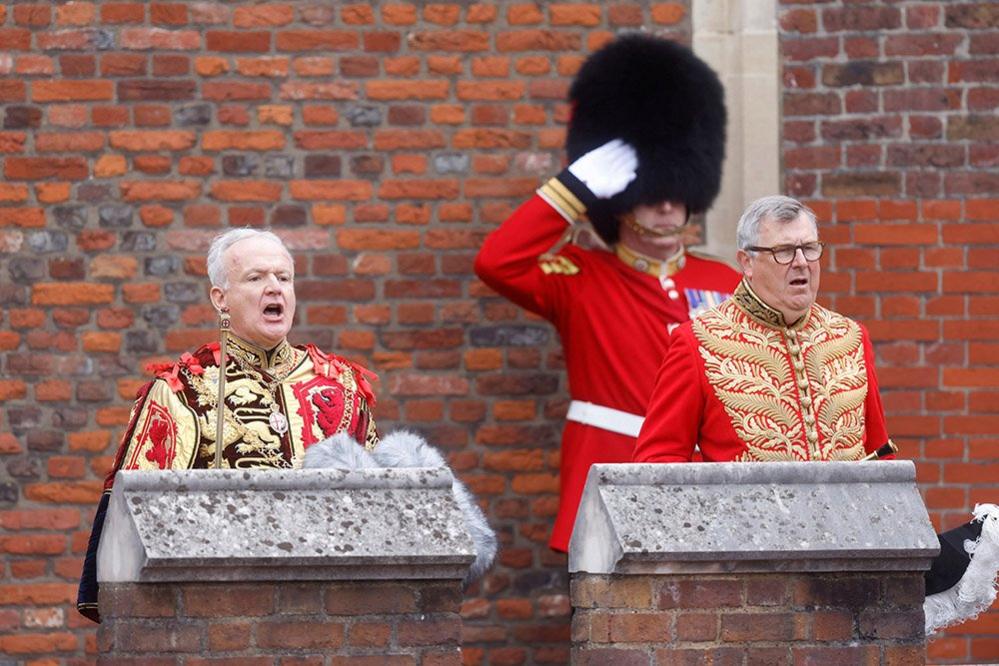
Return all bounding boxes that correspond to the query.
[0,632,77,654]
[325,583,417,614]
[398,617,461,646]
[209,180,281,202]
[0,534,67,555]
[382,4,418,25]
[5,156,87,180]
[651,3,686,25]
[32,283,114,306]
[293,130,366,150]
[886,33,962,57]
[366,80,450,100]
[340,5,373,24]
[0,207,44,227]
[658,579,742,609]
[288,181,371,203]
[13,5,50,26]
[68,431,111,452]
[24,481,102,504]
[0,508,79,531]
[32,80,114,102]
[232,5,292,28]
[182,584,275,617]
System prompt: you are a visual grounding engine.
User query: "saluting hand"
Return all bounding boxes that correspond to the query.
[568,139,638,199]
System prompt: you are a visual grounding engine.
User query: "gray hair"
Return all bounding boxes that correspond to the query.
[206,228,291,289]
[736,195,818,251]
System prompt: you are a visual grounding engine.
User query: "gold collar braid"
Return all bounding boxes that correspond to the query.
[731,279,812,330]
[614,244,686,278]
[226,334,296,372]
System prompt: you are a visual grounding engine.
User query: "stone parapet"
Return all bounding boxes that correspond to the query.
[96,468,474,664]
[568,461,938,664]
[569,461,938,575]
[98,467,475,583]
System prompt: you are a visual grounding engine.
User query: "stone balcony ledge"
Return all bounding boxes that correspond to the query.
[569,460,939,575]
[98,467,475,584]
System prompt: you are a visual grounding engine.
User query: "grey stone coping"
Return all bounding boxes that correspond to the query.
[568,461,940,575]
[98,468,475,584]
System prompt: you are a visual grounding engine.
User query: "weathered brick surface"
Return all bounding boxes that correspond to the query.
[0,0,995,663]
[573,572,927,662]
[98,581,461,662]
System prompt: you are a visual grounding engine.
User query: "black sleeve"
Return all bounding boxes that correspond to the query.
[76,491,111,623]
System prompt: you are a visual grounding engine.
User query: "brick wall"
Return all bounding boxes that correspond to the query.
[779,2,999,662]
[0,3,688,663]
[571,572,926,664]
[98,580,462,664]
[0,1,995,664]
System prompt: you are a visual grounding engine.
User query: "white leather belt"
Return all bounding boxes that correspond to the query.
[566,400,645,438]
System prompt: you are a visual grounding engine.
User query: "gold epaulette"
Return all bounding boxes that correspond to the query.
[538,254,580,276]
[538,177,586,223]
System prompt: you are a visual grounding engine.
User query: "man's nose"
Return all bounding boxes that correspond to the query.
[790,247,808,267]
[264,274,281,290]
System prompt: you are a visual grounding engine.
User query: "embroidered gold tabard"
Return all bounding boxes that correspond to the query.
[119,335,378,473]
[692,281,868,461]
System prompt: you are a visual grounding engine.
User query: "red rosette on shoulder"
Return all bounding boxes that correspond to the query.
[143,345,214,393]
[305,344,378,406]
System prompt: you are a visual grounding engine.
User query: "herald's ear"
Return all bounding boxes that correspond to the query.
[210,286,226,313]
[736,249,753,278]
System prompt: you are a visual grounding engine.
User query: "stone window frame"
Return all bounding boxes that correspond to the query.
[693,0,781,262]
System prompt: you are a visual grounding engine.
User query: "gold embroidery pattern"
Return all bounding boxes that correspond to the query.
[803,310,867,461]
[185,338,307,469]
[187,364,289,469]
[693,297,868,461]
[694,304,805,461]
[731,280,787,329]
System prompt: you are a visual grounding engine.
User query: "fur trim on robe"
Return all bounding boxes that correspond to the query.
[304,430,498,587]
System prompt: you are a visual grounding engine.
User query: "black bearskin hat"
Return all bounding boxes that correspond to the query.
[567,34,726,245]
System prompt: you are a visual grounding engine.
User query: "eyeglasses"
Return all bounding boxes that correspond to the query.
[745,241,824,265]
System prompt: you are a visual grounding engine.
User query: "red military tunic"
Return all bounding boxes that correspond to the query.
[634,280,889,463]
[474,179,741,551]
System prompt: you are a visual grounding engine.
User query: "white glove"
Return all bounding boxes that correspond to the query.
[567,139,638,199]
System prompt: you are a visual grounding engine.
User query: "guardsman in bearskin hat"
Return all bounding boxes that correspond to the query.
[474,35,741,552]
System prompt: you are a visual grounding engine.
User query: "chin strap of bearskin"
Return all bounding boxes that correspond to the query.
[924,503,999,636]
[303,431,498,588]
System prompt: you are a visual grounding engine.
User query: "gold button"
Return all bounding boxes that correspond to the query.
[807,431,818,442]
[798,379,809,390]
[801,396,812,408]
[668,289,679,300]
[804,414,815,425]
[787,329,797,340]
[661,278,675,289]
[793,360,805,372]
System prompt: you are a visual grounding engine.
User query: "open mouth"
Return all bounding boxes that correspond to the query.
[790,277,808,287]
[263,303,284,318]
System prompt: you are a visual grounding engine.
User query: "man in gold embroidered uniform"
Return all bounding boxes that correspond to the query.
[475,35,741,552]
[77,228,378,621]
[634,195,890,463]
